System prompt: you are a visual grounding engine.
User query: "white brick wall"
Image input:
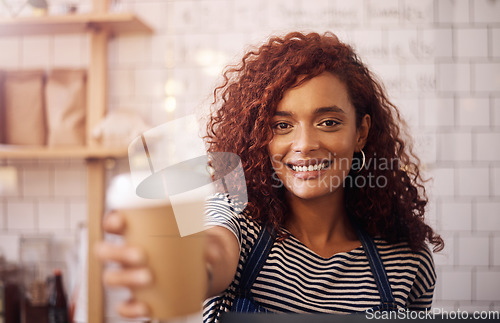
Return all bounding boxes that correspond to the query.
[0,0,499,314]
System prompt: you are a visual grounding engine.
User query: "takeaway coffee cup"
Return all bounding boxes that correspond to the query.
[108,174,207,320]
[107,173,207,320]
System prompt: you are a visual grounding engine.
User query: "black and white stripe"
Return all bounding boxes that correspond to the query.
[203,195,436,323]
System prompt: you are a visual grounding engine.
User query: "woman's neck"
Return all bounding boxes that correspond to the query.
[284,191,359,258]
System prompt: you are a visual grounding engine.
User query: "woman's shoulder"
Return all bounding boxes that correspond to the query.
[205,193,262,247]
[374,238,435,273]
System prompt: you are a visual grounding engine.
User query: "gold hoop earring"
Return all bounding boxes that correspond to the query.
[355,149,365,173]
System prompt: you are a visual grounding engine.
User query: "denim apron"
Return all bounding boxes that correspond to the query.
[230,225,399,313]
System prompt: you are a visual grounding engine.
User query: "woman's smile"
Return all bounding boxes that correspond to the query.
[285,159,332,180]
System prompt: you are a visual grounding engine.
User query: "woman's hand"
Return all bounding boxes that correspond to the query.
[94,211,152,318]
[96,211,242,316]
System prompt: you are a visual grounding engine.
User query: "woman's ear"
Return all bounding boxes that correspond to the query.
[356,114,371,151]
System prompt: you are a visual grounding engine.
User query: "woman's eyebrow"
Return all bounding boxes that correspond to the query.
[273,106,346,117]
[274,111,293,117]
[314,106,346,115]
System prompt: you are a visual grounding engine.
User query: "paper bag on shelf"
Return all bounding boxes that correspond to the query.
[3,70,47,145]
[0,70,5,144]
[45,69,87,146]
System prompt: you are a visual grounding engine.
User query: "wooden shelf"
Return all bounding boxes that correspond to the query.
[0,3,152,323]
[0,145,128,159]
[0,12,153,36]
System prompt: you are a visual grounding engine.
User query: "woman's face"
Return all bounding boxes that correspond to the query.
[268,72,370,201]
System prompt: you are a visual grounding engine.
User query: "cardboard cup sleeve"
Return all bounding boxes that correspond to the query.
[3,70,46,145]
[45,69,87,146]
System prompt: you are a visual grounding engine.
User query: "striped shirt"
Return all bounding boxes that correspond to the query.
[203,195,436,323]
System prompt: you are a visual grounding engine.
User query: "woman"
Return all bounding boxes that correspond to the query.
[97,32,443,321]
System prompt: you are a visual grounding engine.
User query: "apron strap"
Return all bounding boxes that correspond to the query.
[237,225,275,293]
[356,227,397,308]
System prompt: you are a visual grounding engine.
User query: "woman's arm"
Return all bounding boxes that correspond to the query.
[95,212,240,318]
[205,226,240,297]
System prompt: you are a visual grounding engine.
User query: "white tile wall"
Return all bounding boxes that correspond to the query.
[402,0,434,24]
[474,63,500,92]
[421,28,453,58]
[438,132,472,161]
[0,37,21,68]
[473,0,500,23]
[475,271,500,301]
[198,0,233,33]
[53,34,87,68]
[38,200,67,231]
[387,29,417,59]
[475,202,500,231]
[438,63,471,93]
[493,236,500,266]
[69,199,87,229]
[0,202,5,230]
[456,167,489,197]
[109,69,135,98]
[366,0,401,25]
[21,35,51,69]
[429,167,455,197]
[415,132,438,164]
[116,35,152,66]
[493,167,500,196]
[0,0,499,316]
[433,232,454,266]
[422,97,454,127]
[437,0,470,24]
[6,201,36,231]
[494,98,500,127]
[133,1,169,33]
[440,200,472,231]
[22,166,52,198]
[441,270,472,301]
[456,97,490,127]
[475,133,500,161]
[457,235,489,266]
[53,167,86,198]
[493,28,500,57]
[456,28,488,58]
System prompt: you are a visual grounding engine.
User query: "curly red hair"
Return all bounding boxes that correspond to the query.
[205,31,443,252]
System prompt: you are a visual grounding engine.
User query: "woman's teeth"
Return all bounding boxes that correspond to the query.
[291,162,329,172]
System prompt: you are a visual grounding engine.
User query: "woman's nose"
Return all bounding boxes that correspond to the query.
[291,126,320,153]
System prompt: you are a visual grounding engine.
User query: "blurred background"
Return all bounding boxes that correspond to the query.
[0,0,499,322]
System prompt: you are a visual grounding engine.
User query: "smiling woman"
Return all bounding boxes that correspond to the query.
[202,31,444,322]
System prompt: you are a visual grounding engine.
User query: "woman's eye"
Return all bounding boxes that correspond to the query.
[319,119,339,127]
[274,122,290,130]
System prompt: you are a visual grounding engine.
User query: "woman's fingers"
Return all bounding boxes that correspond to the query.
[117,299,150,318]
[95,242,147,267]
[103,267,153,288]
[103,211,126,234]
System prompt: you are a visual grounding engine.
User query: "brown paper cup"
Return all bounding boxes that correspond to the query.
[121,202,206,320]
